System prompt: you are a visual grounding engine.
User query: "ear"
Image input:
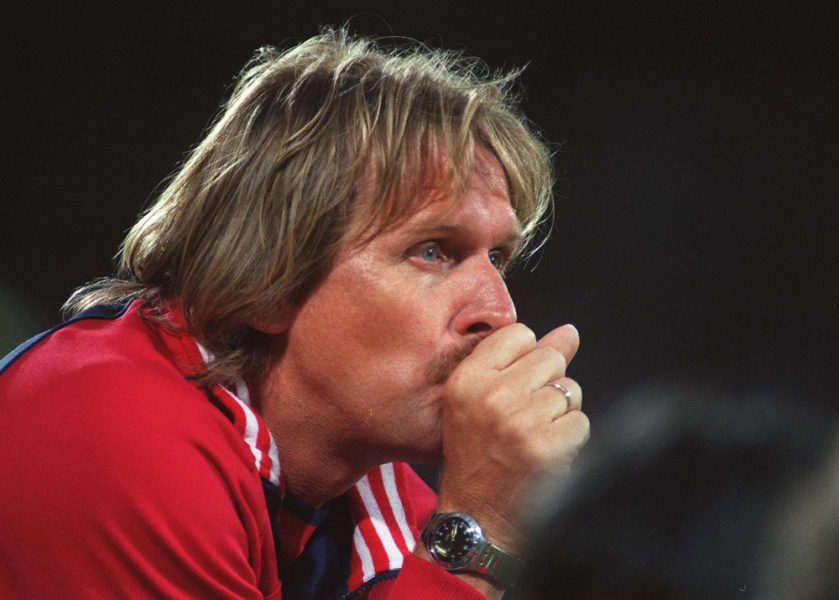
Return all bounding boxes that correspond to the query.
[249,305,297,335]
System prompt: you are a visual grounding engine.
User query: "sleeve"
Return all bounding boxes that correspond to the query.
[368,555,488,600]
[0,350,280,600]
[366,465,487,600]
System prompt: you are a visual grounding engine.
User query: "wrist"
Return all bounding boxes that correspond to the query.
[434,495,526,555]
[420,511,525,589]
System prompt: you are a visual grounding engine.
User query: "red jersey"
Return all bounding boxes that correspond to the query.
[0,300,484,599]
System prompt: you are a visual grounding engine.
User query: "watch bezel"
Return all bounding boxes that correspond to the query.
[424,512,485,570]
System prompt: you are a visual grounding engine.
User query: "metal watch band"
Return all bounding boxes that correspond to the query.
[471,540,524,588]
[421,512,524,588]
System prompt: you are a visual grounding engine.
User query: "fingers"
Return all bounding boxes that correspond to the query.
[529,377,582,424]
[484,324,579,396]
[462,322,579,375]
[536,323,579,366]
[436,322,588,547]
[547,408,591,467]
[503,346,568,395]
[464,322,536,371]
[452,323,580,404]
[542,377,583,419]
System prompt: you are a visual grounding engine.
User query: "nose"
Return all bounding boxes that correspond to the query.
[451,260,517,338]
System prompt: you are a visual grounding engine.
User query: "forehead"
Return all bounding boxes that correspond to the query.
[349,145,517,243]
[403,151,515,231]
[456,143,511,192]
[469,145,509,197]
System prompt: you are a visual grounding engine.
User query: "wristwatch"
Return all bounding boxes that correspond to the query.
[421,511,524,588]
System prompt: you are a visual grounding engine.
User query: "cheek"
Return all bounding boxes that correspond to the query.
[344,284,450,381]
[296,266,423,359]
[344,281,433,355]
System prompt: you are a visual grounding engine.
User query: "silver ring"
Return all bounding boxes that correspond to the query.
[545,381,573,405]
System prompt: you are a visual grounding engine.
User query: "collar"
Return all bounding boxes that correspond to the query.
[151,300,420,593]
[210,376,419,593]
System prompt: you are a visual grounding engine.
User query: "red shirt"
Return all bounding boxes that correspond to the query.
[0,300,484,599]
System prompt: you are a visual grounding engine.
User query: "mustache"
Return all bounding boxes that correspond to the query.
[426,340,481,384]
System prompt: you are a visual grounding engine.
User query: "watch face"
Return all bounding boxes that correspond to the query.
[429,516,479,567]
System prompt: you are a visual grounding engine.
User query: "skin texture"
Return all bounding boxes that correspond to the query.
[255,146,589,598]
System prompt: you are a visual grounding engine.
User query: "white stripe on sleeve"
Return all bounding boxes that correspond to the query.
[381,463,416,551]
[356,473,404,571]
[352,522,376,583]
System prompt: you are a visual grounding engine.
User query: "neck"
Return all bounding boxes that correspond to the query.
[254,373,378,509]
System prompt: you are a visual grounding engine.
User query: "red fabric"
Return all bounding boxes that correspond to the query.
[345,462,429,590]
[0,302,486,598]
[369,555,488,600]
[367,467,415,557]
[0,303,281,599]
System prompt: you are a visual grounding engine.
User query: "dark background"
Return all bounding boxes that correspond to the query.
[2,1,837,416]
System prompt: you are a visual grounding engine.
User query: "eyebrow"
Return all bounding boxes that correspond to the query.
[408,220,523,251]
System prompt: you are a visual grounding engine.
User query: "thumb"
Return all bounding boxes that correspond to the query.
[536,324,580,365]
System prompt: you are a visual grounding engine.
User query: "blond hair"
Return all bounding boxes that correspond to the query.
[64,26,556,385]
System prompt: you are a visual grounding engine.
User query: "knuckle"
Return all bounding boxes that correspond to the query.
[501,416,553,464]
[526,437,552,462]
[508,322,537,346]
[445,361,483,394]
[444,366,470,392]
[482,388,510,414]
[541,347,567,371]
[497,412,528,440]
[564,410,591,444]
[563,378,582,399]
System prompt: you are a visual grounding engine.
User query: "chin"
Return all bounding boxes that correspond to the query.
[387,404,443,464]
[405,441,444,465]
[389,432,443,466]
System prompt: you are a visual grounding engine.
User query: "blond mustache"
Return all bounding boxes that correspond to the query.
[426,340,481,385]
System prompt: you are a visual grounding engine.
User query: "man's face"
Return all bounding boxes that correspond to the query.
[271,146,521,465]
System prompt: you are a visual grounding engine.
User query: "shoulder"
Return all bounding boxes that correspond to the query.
[3,302,227,454]
[1,299,260,487]
[0,302,278,597]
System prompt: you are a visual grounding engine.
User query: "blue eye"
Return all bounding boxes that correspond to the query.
[419,244,440,262]
[489,251,507,271]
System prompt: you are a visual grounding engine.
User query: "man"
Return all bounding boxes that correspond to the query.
[0,28,588,599]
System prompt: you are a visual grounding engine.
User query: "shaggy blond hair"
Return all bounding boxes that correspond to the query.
[64,26,555,385]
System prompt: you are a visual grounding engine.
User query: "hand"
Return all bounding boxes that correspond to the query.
[435,323,590,554]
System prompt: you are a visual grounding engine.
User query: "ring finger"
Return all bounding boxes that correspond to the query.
[543,377,582,420]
